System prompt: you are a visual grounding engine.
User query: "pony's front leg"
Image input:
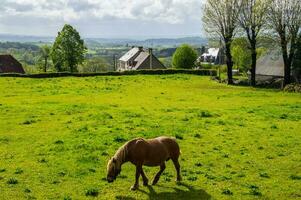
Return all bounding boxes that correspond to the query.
[131,165,141,191]
[152,163,166,185]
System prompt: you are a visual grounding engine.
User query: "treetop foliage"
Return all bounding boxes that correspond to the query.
[51,24,87,72]
[172,44,198,69]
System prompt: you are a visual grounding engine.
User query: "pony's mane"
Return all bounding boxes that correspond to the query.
[113,142,128,167]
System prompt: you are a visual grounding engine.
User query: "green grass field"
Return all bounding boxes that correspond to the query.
[0,75,300,200]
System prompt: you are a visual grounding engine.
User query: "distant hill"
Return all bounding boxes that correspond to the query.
[0,42,40,51]
[88,37,207,47]
[0,34,207,47]
[0,34,53,43]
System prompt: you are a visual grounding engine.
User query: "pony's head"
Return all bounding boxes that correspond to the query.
[107,157,121,183]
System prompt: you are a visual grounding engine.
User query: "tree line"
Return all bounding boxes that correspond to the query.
[203,0,301,87]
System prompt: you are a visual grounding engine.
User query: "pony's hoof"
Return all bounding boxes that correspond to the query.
[130,185,138,191]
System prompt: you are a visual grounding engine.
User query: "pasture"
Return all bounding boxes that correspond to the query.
[0,75,300,200]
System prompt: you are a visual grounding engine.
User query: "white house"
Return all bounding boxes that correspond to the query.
[198,48,224,65]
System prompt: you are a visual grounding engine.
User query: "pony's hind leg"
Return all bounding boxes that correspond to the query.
[152,163,166,185]
[172,158,182,182]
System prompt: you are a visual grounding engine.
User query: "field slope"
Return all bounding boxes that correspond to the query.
[0,75,300,200]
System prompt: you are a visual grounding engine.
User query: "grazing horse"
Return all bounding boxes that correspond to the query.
[107,136,182,190]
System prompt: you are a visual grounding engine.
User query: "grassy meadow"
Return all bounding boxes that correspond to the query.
[0,75,300,200]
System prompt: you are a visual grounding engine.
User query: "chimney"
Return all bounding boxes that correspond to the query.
[149,48,153,69]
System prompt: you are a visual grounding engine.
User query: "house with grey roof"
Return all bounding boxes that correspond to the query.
[118,47,166,71]
[252,51,301,83]
[254,51,284,82]
[0,55,25,74]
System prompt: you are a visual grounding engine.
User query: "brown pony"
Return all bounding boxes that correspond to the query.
[107,136,182,190]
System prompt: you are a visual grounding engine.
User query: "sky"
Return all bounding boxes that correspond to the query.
[0,0,205,39]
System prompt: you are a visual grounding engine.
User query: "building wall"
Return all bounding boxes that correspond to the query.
[253,75,283,82]
[118,53,142,71]
[137,56,166,70]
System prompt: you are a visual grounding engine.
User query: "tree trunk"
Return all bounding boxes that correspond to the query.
[44,57,47,73]
[225,40,233,85]
[280,38,291,86]
[250,44,257,87]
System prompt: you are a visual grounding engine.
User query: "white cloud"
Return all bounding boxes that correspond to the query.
[0,0,204,37]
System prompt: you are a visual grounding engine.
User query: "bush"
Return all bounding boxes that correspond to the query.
[7,178,18,184]
[0,69,217,78]
[175,134,184,140]
[284,83,301,93]
[85,188,99,197]
[172,44,198,69]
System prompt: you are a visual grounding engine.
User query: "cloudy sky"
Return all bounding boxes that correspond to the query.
[0,0,204,38]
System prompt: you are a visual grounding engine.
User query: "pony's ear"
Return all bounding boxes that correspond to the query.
[112,158,117,163]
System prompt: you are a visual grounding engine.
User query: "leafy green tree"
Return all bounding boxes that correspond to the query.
[240,0,270,86]
[203,0,243,84]
[268,0,301,86]
[232,38,267,73]
[231,39,251,72]
[172,44,198,69]
[39,45,51,72]
[159,57,172,68]
[51,24,87,72]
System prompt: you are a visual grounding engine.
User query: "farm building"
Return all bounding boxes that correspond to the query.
[118,47,166,71]
[254,52,284,82]
[0,55,25,74]
[254,51,301,83]
[198,48,224,65]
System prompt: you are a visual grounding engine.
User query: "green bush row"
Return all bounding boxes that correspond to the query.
[0,69,217,78]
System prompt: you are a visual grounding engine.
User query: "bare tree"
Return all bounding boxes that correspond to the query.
[268,0,301,86]
[203,0,243,84]
[240,0,270,86]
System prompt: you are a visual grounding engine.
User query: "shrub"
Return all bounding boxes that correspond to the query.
[114,136,127,143]
[54,140,64,144]
[63,196,72,200]
[195,162,203,167]
[14,168,23,174]
[175,134,184,140]
[187,176,198,181]
[85,188,99,197]
[24,188,31,193]
[259,172,270,178]
[0,69,217,77]
[284,83,301,93]
[22,119,36,125]
[290,175,301,180]
[7,178,18,184]
[172,44,198,69]
[248,185,262,196]
[222,189,233,195]
[199,111,213,118]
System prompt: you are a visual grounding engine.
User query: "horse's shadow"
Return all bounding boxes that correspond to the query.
[125,182,211,200]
